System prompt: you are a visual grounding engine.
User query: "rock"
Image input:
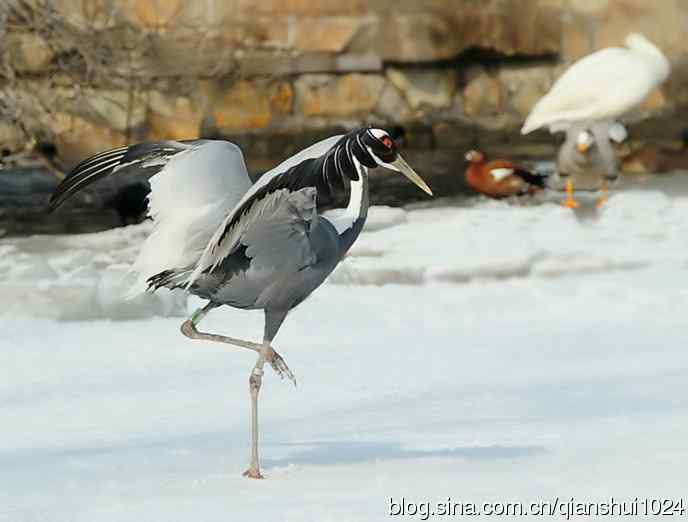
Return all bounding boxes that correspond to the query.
[119,0,186,29]
[462,66,502,117]
[292,17,363,53]
[51,0,118,31]
[296,73,385,117]
[499,65,553,119]
[85,89,147,132]
[236,0,367,16]
[269,82,294,115]
[5,33,54,73]
[48,113,127,168]
[147,91,203,140]
[213,81,272,131]
[432,121,477,151]
[596,1,682,56]
[386,68,457,111]
[0,123,25,153]
[380,12,459,62]
[379,1,561,62]
[561,11,594,63]
[569,0,609,14]
[375,83,412,122]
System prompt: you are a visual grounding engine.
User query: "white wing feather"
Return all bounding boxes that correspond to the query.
[186,134,343,286]
[128,141,251,295]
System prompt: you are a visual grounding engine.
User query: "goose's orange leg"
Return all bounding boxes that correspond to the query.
[596,180,609,209]
[561,179,580,208]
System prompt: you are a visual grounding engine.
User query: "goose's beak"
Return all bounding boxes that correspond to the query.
[389,155,433,196]
[576,142,591,153]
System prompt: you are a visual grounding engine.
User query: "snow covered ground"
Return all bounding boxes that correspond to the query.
[2,175,688,521]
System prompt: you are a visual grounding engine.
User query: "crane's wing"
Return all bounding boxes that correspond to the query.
[49,140,253,295]
[185,134,343,286]
[521,48,658,133]
[50,140,191,210]
[148,187,319,293]
[240,187,318,272]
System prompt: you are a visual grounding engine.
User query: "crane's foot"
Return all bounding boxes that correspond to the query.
[242,467,264,479]
[266,347,296,386]
[180,318,198,338]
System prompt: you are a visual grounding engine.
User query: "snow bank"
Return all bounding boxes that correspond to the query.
[0,205,409,320]
[360,204,407,232]
[334,186,688,286]
[3,183,688,318]
[0,223,186,320]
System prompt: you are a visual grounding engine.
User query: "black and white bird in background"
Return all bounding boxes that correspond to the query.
[48,127,433,479]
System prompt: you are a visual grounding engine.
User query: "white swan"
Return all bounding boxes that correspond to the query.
[522,34,670,134]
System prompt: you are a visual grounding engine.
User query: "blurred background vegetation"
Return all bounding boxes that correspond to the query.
[1,0,687,234]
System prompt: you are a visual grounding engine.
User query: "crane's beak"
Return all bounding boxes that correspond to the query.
[389,155,433,196]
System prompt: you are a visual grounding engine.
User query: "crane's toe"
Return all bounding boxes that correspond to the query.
[242,468,264,479]
[267,348,296,386]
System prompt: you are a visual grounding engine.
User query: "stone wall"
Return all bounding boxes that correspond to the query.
[1,0,687,187]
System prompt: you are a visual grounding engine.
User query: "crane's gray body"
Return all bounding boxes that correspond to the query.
[188,189,346,340]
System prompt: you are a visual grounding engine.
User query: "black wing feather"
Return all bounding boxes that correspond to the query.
[215,134,354,246]
[47,140,201,212]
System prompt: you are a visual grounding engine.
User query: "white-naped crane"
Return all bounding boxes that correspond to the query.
[48,127,432,479]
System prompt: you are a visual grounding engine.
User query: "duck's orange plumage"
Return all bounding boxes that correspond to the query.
[464,150,545,198]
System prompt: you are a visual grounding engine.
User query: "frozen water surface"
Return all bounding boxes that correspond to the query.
[2,176,688,521]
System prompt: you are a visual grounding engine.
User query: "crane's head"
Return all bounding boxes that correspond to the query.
[358,128,433,196]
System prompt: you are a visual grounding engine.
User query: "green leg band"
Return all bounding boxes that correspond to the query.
[190,307,206,325]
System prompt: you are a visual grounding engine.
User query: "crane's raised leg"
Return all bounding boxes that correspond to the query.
[180,303,295,381]
[242,309,290,479]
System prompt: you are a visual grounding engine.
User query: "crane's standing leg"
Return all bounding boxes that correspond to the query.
[243,310,289,479]
[180,302,295,380]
